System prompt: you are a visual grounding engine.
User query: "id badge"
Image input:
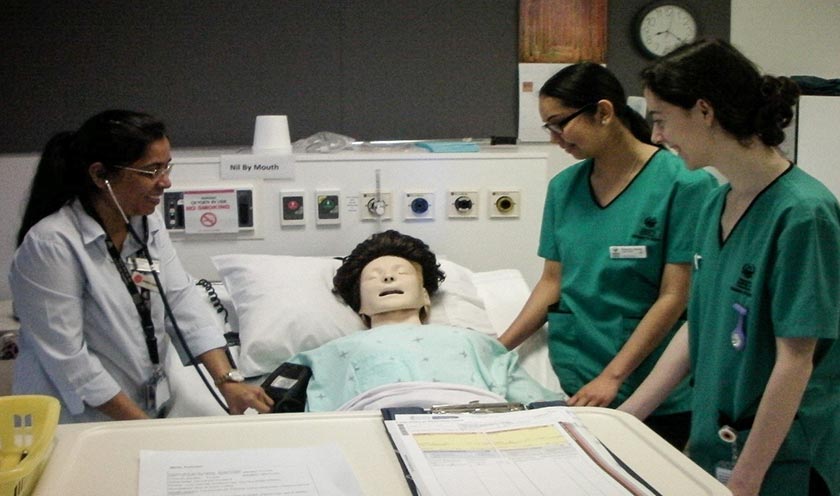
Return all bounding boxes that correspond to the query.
[714,461,734,484]
[609,246,648,259]
[144,366,171,415]
[715,425,739,484]
[130,257,160,292]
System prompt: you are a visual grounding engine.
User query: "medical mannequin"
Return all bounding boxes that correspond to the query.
[333,229,442,328]
[283,230,563,412]
[10,110,273,423]
[357,255,430,328]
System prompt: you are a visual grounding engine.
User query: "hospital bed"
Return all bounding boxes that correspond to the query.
[165,255,562,417]
[31,256,729,494]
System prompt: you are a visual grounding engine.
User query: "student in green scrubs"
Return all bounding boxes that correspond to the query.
[498,62,717,449]
[620,39,838,496]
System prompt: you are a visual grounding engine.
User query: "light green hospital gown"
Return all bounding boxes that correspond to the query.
[688,165,839,494]
[288,324,563,412]
[539,149,717,413]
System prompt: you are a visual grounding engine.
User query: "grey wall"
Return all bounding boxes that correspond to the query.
[1,1,729,153]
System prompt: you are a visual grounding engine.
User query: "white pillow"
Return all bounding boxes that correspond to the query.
[212,254,493,377]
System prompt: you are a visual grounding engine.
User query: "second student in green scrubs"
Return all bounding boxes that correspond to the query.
[498,62,717,449]
[620,39,838,496]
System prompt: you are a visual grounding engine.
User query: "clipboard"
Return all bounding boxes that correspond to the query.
[380,403,662,496]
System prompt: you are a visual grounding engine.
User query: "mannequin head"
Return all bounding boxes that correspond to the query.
[333,230,445,327]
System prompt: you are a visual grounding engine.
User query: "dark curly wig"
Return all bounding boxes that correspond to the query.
[333,230,446,315]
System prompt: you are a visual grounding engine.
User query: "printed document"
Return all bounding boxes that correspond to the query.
[385,407,657,496]
[138,443,363,496]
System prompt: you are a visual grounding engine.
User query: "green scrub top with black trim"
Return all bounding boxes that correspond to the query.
[539,149,717,413]
[688,165,840,495]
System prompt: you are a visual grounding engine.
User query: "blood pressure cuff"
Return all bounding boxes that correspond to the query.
[261,362,312,413]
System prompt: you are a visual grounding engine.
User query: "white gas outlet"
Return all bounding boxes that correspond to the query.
[360,191,392,221]
[404,192,434,221]
[447,190,479,219]
[489,190,520,218]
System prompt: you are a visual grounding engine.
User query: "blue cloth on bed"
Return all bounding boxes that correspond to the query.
[287,323,561,411]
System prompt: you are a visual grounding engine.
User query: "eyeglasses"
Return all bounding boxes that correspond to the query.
[114,162,174,179]
[542,103,597,135]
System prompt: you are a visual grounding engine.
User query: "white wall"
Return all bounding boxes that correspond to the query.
[0,148,557,300]
[731,0,840,77]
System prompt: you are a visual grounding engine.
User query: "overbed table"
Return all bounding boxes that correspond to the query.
[33,407,729,495]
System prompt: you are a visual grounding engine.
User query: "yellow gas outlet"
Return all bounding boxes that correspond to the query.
[489,190,520,218]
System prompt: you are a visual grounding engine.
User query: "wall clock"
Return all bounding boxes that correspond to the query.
[634,2,699,59]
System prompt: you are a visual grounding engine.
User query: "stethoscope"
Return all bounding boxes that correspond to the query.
[105,179,231,414]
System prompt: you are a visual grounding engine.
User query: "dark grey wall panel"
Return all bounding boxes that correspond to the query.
[1,1,728,153]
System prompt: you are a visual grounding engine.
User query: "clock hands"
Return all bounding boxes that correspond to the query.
[654,12,690,45]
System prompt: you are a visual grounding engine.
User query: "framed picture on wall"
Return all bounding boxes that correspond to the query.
[519,0,607,63]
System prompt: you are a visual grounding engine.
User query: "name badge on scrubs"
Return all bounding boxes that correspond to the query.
[609,246,648,259]
[144,365,171,416]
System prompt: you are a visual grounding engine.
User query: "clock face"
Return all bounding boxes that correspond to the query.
[637,4,698,58]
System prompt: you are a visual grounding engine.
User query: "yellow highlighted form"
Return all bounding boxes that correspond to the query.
[414,425,567,452]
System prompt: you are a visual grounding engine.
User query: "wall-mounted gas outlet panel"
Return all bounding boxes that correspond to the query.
[404,192,435,221]
[162,187,255,231]
[447,190,479,219]
[360,191,393,221]
[489,190,521,218]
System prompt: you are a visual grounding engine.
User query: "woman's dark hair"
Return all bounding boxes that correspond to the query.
[540,62,653,145]
[333,230,446,314]
[640,38,799,147]
[16,110,167,246]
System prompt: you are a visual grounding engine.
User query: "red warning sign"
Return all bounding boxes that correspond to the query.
[200,212,217,227]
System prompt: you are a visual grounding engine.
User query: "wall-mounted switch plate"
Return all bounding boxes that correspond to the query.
[315,189,341,225]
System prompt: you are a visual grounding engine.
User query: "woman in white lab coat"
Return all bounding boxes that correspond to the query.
[10,110,273,422]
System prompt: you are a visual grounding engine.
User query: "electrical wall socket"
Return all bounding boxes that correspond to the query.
[360,191,392,221]
[280,190,305,226]
[403,192,434,221]
[489,190,521,218]
[447,190,479,219]
[315,189,341,225]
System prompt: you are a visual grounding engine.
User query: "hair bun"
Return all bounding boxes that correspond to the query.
[755,75,800,147]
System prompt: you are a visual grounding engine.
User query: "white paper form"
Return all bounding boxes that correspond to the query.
[138,443,363,496]
[518,63,571,142]
[385,407,657,496]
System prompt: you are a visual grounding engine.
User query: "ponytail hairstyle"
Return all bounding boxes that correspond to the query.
[640,38,799,147]
[16,110,167,246]
[540,62,653,145]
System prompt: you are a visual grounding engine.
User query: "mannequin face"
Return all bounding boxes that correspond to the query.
[358,256,430,319]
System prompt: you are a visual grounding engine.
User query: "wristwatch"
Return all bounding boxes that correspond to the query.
[214,369,245,386]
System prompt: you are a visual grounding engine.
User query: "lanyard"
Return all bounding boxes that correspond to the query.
[104,217,160,365]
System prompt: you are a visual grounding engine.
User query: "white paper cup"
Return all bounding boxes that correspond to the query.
[252,115,292,153]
